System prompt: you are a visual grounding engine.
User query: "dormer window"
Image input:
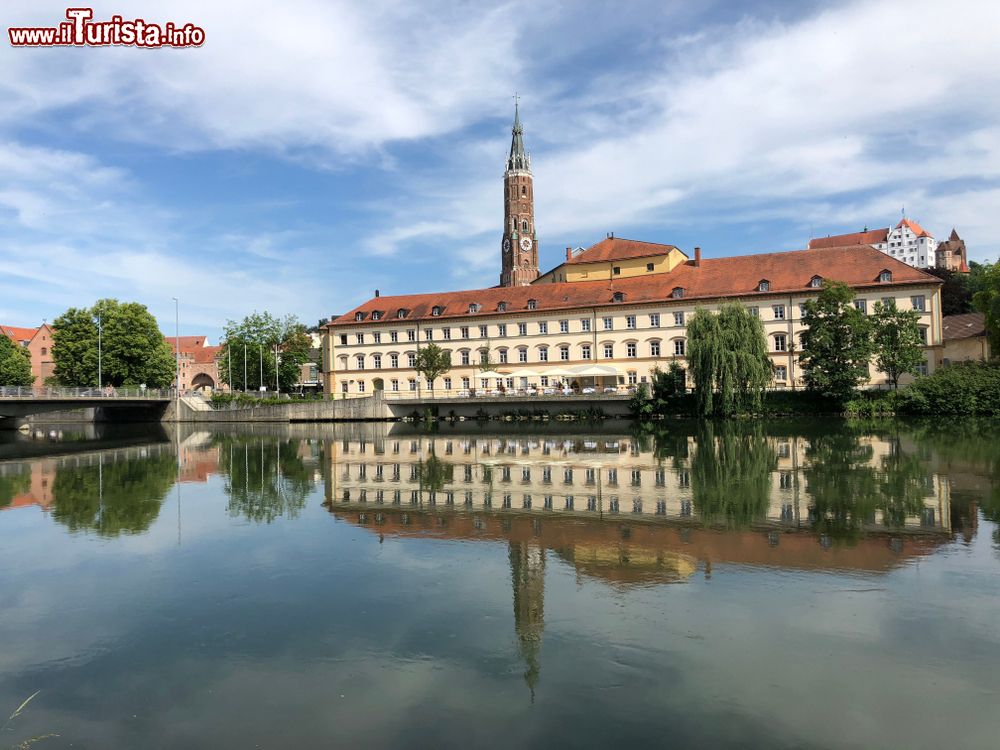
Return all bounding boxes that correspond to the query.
[809,275,823,288]
[431,306,442,317]
[613,291,625,303]
[497,301,507,312]
[527,299,537,310]
[354,312,364,321]
[468,303,481,314]
[396,309,408,319]
[878,270,893,283]
[371,311,382,321]
[758,279,770,292]
[671,287,685,299]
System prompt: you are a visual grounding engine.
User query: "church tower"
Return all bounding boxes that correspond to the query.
[500,100,539,287]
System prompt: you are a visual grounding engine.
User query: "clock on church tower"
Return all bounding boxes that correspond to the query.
[500,99,539,287]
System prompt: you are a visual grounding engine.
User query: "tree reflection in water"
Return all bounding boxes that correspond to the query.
[0,466,31,508]
[804,426,933,540]
[216,437,313,523]
[690,422,776,529]
[51,453,176,536]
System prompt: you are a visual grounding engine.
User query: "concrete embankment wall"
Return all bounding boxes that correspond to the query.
[162,396,391,423]
[384,395,633,419]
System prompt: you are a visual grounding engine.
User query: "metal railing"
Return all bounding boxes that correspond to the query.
[379,387,634,401]
[0,386,174,400]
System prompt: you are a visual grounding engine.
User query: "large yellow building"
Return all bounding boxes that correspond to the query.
[321,106,943,397]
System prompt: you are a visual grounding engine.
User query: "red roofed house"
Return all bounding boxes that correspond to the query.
[940,313,990,365]
[321,107,945,396]
[934,229,970,273]
[809,218,941,270]
[0,323,55,386]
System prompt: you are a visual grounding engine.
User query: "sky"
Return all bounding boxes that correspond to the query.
[1,0,999,340]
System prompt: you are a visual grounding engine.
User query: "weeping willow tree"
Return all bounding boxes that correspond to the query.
[690,422,776,529]
[687,303,772,417]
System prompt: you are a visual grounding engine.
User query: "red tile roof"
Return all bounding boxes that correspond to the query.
[0,325,39,343]
[942,313,986,341]
[565,237,680,264]
[897,218,931,238]
[808,228,888,250]
[330,245,939,327]
[169,336,220,363]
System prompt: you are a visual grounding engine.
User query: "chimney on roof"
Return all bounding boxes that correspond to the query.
[694,246,701,267]
[565,246,572,261]
[375,289,380,298]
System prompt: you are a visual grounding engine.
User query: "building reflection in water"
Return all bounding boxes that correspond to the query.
[1,421,984,698]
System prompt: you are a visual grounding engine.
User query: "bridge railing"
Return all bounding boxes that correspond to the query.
[0,386,174,400]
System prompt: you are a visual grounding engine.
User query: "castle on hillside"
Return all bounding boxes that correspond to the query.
[809,219,969,272]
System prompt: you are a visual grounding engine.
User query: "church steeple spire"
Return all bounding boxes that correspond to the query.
[507,95,530,172]
[500,96,539,287]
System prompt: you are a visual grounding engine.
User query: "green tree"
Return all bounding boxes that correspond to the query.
[219,312,312,392]
[800,281,874,402]
[972,262,1000,353]
[687,303,771,417]
[51,299,176,387]
[690,422,776,529]
[0,334,33,386]
[871,301,924,389]
[217,436,314,522]
[415,343,452,394]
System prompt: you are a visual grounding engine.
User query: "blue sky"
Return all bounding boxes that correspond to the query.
[2,0,999,340]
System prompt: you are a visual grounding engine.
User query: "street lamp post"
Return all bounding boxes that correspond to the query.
[243,342,248,394]
[172,297,180,404]
[275,343,280,395]
[259,344,263,392]
[96,313,102,389]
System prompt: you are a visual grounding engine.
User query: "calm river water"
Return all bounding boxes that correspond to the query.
[1,419,998,749]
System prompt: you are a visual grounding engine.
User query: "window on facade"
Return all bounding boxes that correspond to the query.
[518,322,527,336]
[356,354,365,369]
[626,342,637,358]
[919,327,928,345]
[603,316,614,330]
[498,323,507,337]
[758,280,770,292]
[612,266,621,275]
[522,220,528,232]
[499,349,508,363]
[460,326,469,339]
[581,318,591,332]
[407,353,417,367]
[372,354,382,369]
[358,381,366,393]
[559,320,569,333]
[444,377,452,390]
[527,299,537,310]
[646,262,655,271]
[560,346,570,361]
[341,381,348,393]
[649,313,660,327]
[538,347,548,362]
[497,302,507,312]
[882,297,895,309]
[397,309,407,319]
[916,360,929,376]
[628,371,638,385]
[671,287,684,299]
[603,343,613,358]
[340,334,348,345]
[479,325,488,337]
[372,333,381,344]
[425,330,433,341]
[431,306,442,316]
[389,354,399,368]
[749,306,759,318]
[650,340,661,357]
[372,311,382,321]
[673,311,684,327]
[408,379,417,391]
[407,329,416,341]
[442,328,451,340]
[626,315,636,329]
[479,348,489,365]
[461,377,470,389]
[355,312,364,321]
[773,305,785,320]
[879,270,892,283]
[356,333,364,344]
[538,322,547,334]
[581,344,592,360]
[390,379,399,391]
[468,303,480,314]
[460,350,470,365]
[774,365,788,381]
[518,348,528,363]
[613,292,625,303]
[390,331,399,343]
[854,299,867,314]
[774,334,787,352]
[911,295,926,312]
[673,339,685,356]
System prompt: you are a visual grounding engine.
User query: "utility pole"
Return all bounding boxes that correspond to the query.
[228,341,232,393]
[259,344,264,392]
[275,342,280,395]
[243,342,248,393]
